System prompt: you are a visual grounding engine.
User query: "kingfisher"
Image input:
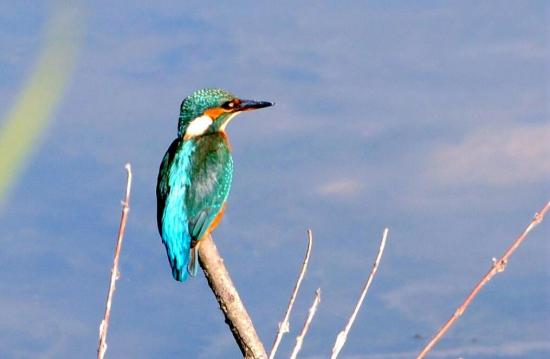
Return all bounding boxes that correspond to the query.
[156,88,273,281]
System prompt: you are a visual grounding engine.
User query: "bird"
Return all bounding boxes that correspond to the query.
[156,88,273,281]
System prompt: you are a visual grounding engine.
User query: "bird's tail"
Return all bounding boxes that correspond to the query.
[188,244,200,277]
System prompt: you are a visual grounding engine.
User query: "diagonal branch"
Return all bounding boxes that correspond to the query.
[416,200,550,359]
[290,288,321,359]
[198,235,267,359]
[331,228,390,359]
[269,230,313,359]
[97,163,133,359]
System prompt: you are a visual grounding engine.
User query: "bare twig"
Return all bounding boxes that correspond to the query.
[269,230,313,359]
[417,200,550,359]
[198,235,267,359]
[97,164,133,359]
[290,289,321,359]
[331,228,390,359]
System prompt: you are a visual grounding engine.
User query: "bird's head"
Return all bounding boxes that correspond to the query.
[178,88,273,139]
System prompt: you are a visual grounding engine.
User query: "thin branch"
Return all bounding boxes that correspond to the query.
[269,229,314,359]
[290,288,321,359]
[331,228,390,359]
[417,200,550,359]
[97,163,133,359]
[198,235,267,359]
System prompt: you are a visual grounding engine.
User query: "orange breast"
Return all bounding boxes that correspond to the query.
[205,203,227,238]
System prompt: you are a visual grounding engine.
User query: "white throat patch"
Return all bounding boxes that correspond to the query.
[184,114,213,139]
[218,112,240,132]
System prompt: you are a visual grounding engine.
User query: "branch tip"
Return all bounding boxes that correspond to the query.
[331,228,390,359]
[416,199,550,359]
[290,288,322,359]
[97,163,133,359]
[269,230,314,359]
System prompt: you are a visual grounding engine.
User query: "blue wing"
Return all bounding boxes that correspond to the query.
[157,138,194,281]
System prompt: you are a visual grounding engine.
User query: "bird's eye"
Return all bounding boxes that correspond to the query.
[222,101,235,110]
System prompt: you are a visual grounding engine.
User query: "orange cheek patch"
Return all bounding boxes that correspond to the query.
[204,107,226,119]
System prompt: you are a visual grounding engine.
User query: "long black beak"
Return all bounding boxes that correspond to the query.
[236,99,274,111]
